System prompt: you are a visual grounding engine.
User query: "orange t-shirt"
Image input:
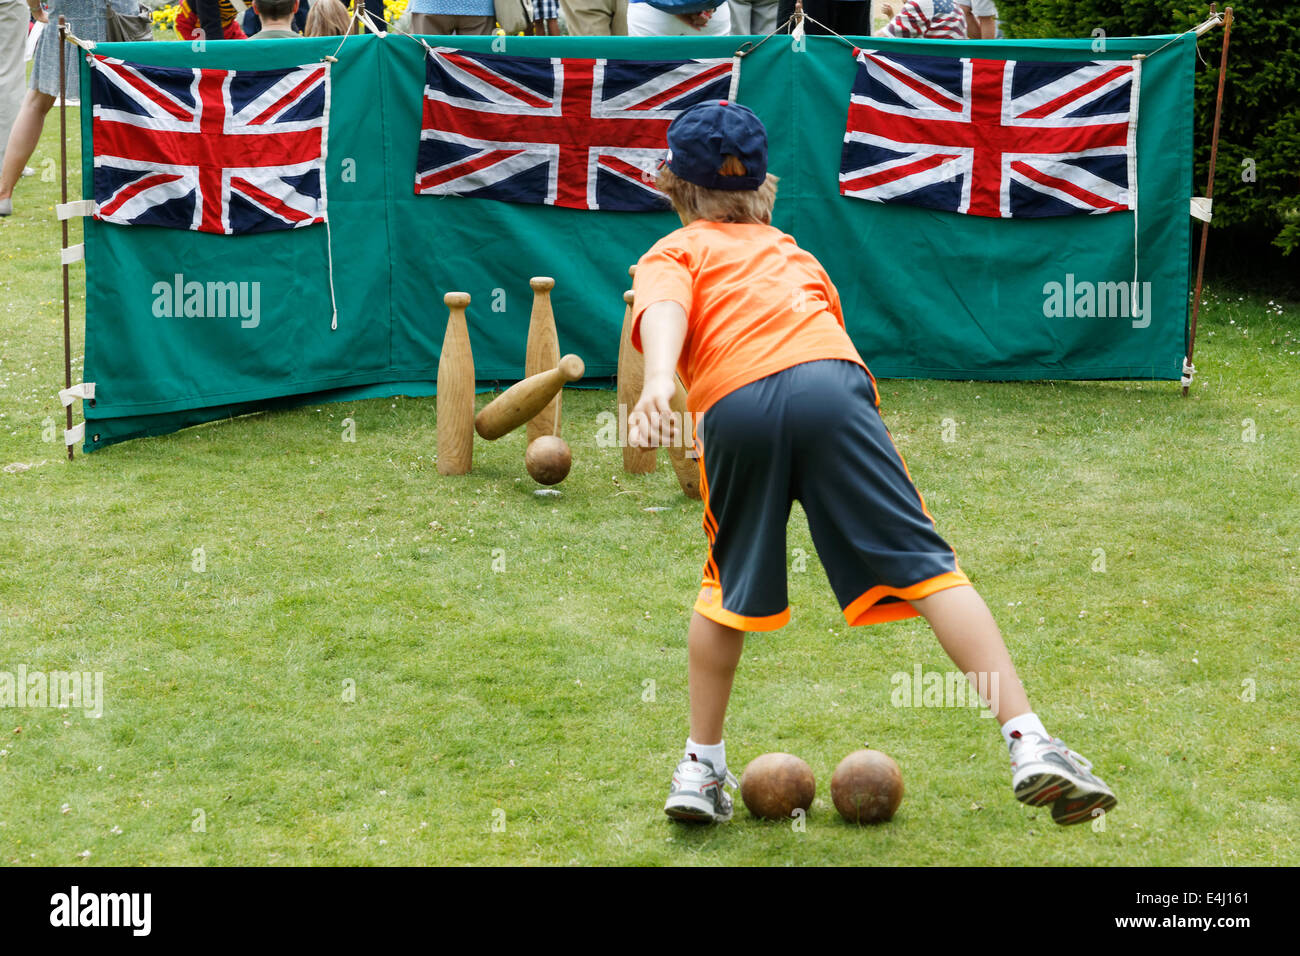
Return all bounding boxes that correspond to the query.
[631,220,866,415]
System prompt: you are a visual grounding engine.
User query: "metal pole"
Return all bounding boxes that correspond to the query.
[59,16,73,459]
[1184,6,1233,397]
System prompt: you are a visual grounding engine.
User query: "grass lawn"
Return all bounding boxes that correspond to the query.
[1,104,1297,867]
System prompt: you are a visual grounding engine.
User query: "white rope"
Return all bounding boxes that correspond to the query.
[734,14,799,58]
[1131,204,1139,315]
[322,17,353,62]
[1134,13,1223,63]
[382,8,437,54]
[1194,12,1226,37]
[358,6,389,35]
[1127,58,1141,318]
[59,28,95,52]
[325,217,339,330]
[795,14,858,51]
[1180,358,1195,387]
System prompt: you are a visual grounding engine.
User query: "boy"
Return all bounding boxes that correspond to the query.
[628,100,1117,826]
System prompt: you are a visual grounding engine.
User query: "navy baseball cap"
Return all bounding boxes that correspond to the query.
[665,100,767,192]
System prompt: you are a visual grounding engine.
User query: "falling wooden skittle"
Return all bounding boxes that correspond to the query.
[619,270,656,474]
[475,354,585,441]
[525,277,560,445]
[666,376,701,500]
[436,291,475,475]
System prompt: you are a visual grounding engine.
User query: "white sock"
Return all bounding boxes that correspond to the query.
[1001,712,1049,747]
[685,738,726,776]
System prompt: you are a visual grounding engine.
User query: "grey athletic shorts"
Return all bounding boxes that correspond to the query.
[693,359,970,630]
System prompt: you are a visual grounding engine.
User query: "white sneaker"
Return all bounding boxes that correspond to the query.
[21,166,35,177]
[664,755,738,823]
[1010,731,1117,826]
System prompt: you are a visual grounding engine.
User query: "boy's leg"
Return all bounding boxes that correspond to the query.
[907,585,1030,724]
[665,613,744,823]
[788,361,1117,823]
[665,376,793,822]
[910,584,1115,822]
[687,611,745,745]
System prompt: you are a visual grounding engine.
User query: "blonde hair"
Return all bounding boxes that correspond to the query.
[304,0,352,36]
[656,162,779,227]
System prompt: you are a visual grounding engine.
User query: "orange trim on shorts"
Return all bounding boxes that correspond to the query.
[862,364,883,410]
[872,377,959,564]
[695,582,791,632]
[694,435,787,631]
[842,570,972,627]
[696,433,720,584]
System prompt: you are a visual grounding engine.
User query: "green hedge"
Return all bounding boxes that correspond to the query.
[995,1,1299,256]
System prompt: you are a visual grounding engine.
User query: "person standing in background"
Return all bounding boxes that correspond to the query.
[0,0,141,217]
[304,0,351,34]
[0,0,31,178]
[955,0,975,36]
[728,0,778,35]
[775,0,868,37]
[531,0,560,34]
[627,0,728,35]
[176,0,248,38]
[250,0,302,35]
[968,0,995,37]
[875,0,964,38]
[560,0,626,35]
[409,0,496,35]
[243,0,311,35]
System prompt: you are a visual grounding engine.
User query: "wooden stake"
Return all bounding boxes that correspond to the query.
[59,17,72,461]
[1184,6,1233,397]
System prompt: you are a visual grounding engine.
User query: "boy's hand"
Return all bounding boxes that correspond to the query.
[628,375,679,449]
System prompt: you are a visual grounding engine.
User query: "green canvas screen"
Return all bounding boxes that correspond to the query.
[78,31,1195,451]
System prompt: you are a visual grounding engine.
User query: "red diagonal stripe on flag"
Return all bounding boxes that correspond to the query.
[441,52,551,110]
[247,67,326,126]
[1017,65,1131,120]
[417,148,526,192]
[108,61,193,122]
[231,175,317,223]
[598,154,659,189]
[841,152,960,194]
[866,53,964,113]
[628,62,732,111]
[97,171,185,217]
[1009,160,1127,211]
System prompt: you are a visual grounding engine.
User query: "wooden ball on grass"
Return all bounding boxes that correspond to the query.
[740,753,816,820]
[831,749,903,823]
[525,436,571,485]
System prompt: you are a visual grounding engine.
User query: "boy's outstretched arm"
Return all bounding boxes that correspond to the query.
[629,301,688,449]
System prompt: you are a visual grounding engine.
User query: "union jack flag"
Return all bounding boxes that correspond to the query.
[840,49,1140,219]
[416,48,737,211]
[90,56,329,235]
